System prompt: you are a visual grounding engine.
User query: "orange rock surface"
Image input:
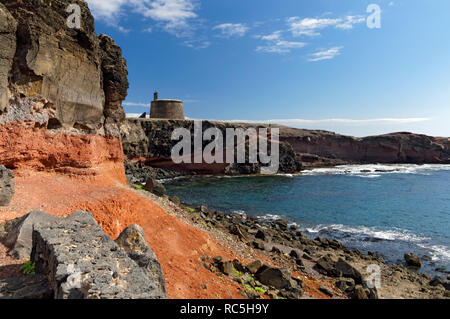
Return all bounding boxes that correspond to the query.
[0,121,126,183]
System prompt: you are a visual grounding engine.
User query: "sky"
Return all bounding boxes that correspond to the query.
[85,0,450,137]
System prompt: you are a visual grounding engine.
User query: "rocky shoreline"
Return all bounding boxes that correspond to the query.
[160,197,450,299]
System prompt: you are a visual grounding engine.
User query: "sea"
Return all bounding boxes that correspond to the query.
[163,164,450,278]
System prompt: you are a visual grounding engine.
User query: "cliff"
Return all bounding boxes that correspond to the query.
[0,0,128,179]
[277,127,450,165]
[121,119,302,175]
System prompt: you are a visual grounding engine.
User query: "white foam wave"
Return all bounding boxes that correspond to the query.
[302,223,430,242]
[302,164,450,177]
[417,244,450,262]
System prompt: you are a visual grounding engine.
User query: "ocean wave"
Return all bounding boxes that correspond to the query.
[157,176,189,184]
[301,223,430,242]
[417,244,450,262]
[302,164,450,177]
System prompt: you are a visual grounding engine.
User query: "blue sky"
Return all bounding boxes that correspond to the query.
[86,0,450,137]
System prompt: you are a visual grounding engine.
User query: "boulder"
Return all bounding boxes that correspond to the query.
[334,258,363,284]
[115,224,166,296]
[246,260,263,274]
[169,195,181,205]
[256,266,292,290]
[0,275,53,299]
[336,277,356,293]
[255,229,266,241]
[289,250,299,259]
[144,178,167,197]
[216,259,234,276]
[319,285,334,297]
[31,210,166,299]
[315,255,336,275]
[252,239,265,250]
[0,166,14,206]
[0,211,59,259]
[404,253,421,268]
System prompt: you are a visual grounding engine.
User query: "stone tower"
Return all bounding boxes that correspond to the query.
[150,92,185,120]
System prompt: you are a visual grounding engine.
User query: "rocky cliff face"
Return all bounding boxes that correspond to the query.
[279,127,450,165]
[0,0,128,179]
[121,119,302,175]
[0,0,128,136]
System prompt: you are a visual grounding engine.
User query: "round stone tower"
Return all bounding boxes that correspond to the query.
[150,92,185,120]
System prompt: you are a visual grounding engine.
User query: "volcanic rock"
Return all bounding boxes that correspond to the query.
[0,166,14,206]
[31,210,166,299]
[404,253,421,268]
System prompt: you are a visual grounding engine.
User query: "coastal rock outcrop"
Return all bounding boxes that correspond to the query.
[0,0,128,180]
[0,166,14,206]
[31,210,166,299]
[121,119,302,175]
[279,127,450,165]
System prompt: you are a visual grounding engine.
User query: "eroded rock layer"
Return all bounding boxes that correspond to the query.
[0,0,128,179]
[0,0,128,136]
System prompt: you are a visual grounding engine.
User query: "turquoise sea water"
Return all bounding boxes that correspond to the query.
[164,164,450,277]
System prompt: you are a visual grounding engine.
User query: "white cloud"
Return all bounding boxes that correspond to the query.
[335,15,366,30]
[308,46,343,62]
[86,0,129,19]
[256,31,306,54]
[86,0,199,36]
[256,40,307,54]
[213,23,249,38]
[288,15,365,37]
[257,31,283,41]
[288,17,341,37]
[123,102,149,107]
[184,39,211,49]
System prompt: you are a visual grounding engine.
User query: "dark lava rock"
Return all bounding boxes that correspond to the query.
[0,211,59,259]
[31,210,166,299]
[0,166,14,206]
[334,258,363,284]
[145,178,166,197]
[404,253,421,268]
[0,275,52,299]
[217,259,234,276]
[256,266,292,290]
[275,219,288,231]
[115,224,166,296]
[169,196,181,205]
[232,259,246,274]
[335,277,356,293]
[255,229,266,241]
[246,260,263,274]
[315,255,336,275]
[319,285,334,297]
[252,239,265,250]
[289,250,299,259]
